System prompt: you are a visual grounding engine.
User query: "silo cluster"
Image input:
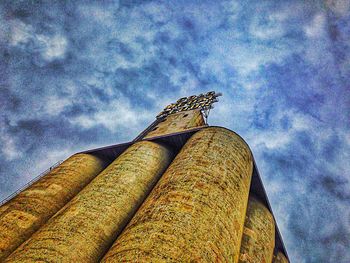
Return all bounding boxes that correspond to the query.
[0,154,106,261]
[0,98,289,262]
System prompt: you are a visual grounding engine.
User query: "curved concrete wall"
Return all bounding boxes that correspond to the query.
[5,141,172,262]
[273,252,289,263]
[102,127,253,262]
[0,153,105,261]
[239,197,275,263]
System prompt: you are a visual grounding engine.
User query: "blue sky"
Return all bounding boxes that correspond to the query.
[0,0,349,262]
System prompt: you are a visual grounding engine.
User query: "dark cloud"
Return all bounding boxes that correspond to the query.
[1,0,349,261]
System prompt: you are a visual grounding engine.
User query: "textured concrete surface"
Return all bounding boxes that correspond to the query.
[0,153,105,261]
[239,197,275,263]
[102,127,253,262]
[273,252,289,263]
[144,109,205,138]
[5,141,172,262]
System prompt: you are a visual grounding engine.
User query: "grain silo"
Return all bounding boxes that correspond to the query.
[1,91,289,262]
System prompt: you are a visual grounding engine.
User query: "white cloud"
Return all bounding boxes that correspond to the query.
[37,34,67,61]
[9,19,67,62]
[248,110,315,150]
[201,36,292,78]
[289,112,313,131]
[304,13,326,38]
[9,20,33,45]
[251,130,292,150]
[168,68,200,94]
[0,133,22,161]
[45,96,72,116]
[70,98,153,132]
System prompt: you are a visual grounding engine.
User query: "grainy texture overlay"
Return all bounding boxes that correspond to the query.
[0,153,105,261]
[5,141,172,262]
[144,109,205,138]
[102,127,253,262]
[273,252,289,263]
[1,1,349,261]
[239,197,275,263]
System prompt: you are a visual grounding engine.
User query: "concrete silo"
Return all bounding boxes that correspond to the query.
[0,153,106,261]
[239,197,275,263]
[1,91,289,262]
[102,127,253,262]
[5,142,172,262]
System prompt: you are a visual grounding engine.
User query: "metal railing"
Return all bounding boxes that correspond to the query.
[0,160,63,206]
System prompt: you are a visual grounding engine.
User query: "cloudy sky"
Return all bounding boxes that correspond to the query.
[0,0,349,262]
